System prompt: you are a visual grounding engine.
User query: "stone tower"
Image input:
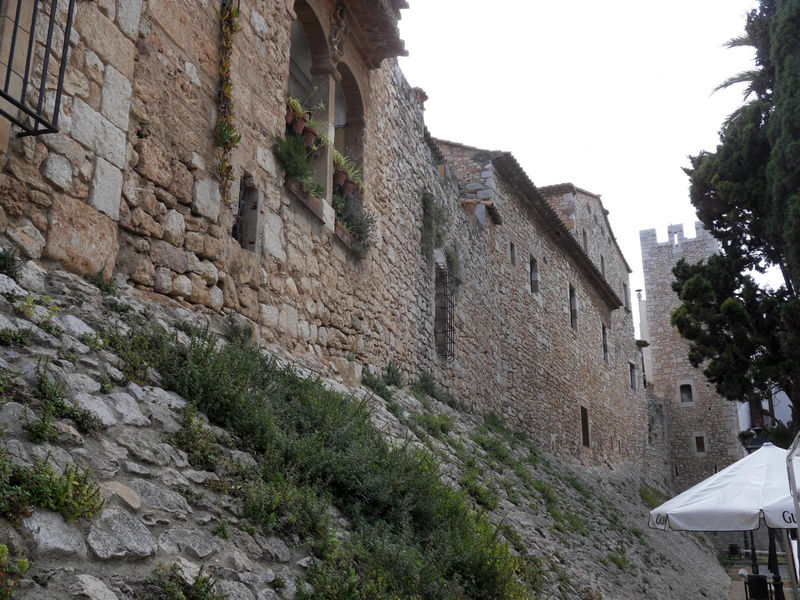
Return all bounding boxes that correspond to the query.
[639,223,744,490]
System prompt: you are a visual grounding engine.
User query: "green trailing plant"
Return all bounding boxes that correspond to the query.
[0,248,20,282]
[332,193,376,258]
[332,148,347,171]
[0,447,103,522]
[0,544,29,600]
[215,0,242,206]
[445,245,462,285]
[420,191,445,261]
[382,360,403,387]
[286,95,305,121]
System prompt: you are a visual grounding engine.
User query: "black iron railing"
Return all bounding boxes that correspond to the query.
[0,0,75,136]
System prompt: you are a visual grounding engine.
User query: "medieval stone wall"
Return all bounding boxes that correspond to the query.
[640,223,743,489]
[436,142,647,465]
[0,0,655,469]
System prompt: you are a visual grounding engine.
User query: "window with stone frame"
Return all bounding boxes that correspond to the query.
[580,406,590,447]
[568,284,578,330]
[232,174,260,252]
[695,435,706,454]
[529,255,539,294]
[680,384,694,403]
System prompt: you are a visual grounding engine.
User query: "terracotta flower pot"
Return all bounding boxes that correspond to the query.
[285,109,294,125]
[302,126,317,148]
[342,178,356,196]
[333,169,347,187]
[290,115,306,136]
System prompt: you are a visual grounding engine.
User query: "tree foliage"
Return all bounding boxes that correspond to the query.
[672,0,800,425]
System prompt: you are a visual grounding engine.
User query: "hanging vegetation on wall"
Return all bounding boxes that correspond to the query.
[421,191,444,261]
[214,0,241,206]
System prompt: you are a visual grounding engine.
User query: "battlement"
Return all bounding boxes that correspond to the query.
[639,222,718,259]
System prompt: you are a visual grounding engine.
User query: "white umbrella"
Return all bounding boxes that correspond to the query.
[649,443,798,531]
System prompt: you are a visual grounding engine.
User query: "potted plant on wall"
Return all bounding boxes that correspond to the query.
[302,119,321,148]
[333,149,348,188]
[286,96,307,135]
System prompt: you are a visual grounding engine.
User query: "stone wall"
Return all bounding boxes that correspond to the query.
[640,223,744,489]
[0,0,653,469]
[436,142,647,466]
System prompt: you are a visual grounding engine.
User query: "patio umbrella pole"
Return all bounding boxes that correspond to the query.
[752,530,760,574]
[769,528,786,600]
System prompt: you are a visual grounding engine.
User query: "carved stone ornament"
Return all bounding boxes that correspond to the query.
[330,3,349,57]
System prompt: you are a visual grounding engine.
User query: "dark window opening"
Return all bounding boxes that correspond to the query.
[602,324,609,362]
[600,255,605,277]
[434,264,455,361]
[233,176,259,252]
[680,384,694,403]
[582,229,588,251]
[622,282,630,309]
[569,284,578,330]
[0,0,76,137]
[529,256,538,294]
[629,362,637,390]
[674,464,679,477]
[695,436,705,453]
[509,241,516,266]
[580,406,590,447]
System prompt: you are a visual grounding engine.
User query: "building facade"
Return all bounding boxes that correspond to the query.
[639,223,744,489]
[0,0,648,467]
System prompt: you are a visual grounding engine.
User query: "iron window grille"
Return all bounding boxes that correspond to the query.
[434,264,455,361]
[0,0,76,137]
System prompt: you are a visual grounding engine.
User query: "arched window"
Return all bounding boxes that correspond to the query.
[289,2,328,100]
[334,63,365,164]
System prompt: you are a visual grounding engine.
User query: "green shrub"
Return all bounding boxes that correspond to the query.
[382,360,403,387]
[171,405,220,470]
[607,550,628,571]
[79,333,104,351]
[0,447,103,522]
[85,269,116,295]
[109,321,534,600]
[0,248,20,282]
[272,135,312,180]
[361,369,392,401]
[413,412,454,438]
[410,372,459,408]
[420,192,444,261]
[34,360,102,434]
[332,193,376,258]
[639,484,667,509]
[0,543,29,600]
[211,519,231,539]
[143,564,223,600]
[0,328,30,347]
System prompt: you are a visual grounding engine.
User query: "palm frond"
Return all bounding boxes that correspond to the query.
[724,35,754,49]
[713,70,762,98]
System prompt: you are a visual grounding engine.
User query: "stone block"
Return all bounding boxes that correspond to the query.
[192,179,220,222]
[154,267,172,294]
[71,99,126,169]
[172,274,192,297]
[150,239,189,273]
[261,212,285,261]
[89,158,123,221]
[75,2,136,79]
[7,217,45,258]
[161,209,185,246]
[100,65,132,130]
[116,0,143,39]
[41,153,73,191]
[45,195,118,278]
[0,173,27,217]
[116,244,155,286]
[169,161,193,204]
[135,139,173,188]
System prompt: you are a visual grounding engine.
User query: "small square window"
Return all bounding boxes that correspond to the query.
[695,436,706,453]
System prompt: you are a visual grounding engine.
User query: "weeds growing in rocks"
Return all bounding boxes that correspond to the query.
[142,564,223,600]
[107,319,535,600]
[0,447,103,522]
[33,360,102,435]
[0,249,20,282]
[0,543,29,600]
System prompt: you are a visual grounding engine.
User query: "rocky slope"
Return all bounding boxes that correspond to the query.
[0,261,730,599]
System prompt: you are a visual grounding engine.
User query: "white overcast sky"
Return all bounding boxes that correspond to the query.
[397,0,758,332]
